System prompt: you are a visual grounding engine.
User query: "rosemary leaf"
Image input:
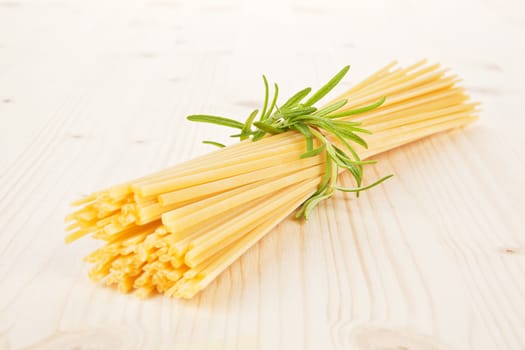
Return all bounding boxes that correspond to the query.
[187,115,245,129]
[335,174,394,192]
[327,97,386,118]
[300,144,325,158]
[281,87,312,110]
[311,99,348,117]
[278,106,317,119]
[252,121,286,134]
[240,109,259,141]
[260,75,269,119]
[293,123,314,152]
[202,140,226,148]
[304,65,350,107]
[263,83,279,121]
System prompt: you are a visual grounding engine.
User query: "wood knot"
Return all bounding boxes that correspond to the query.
[136,52,157,58]
[466,86,501,95]
[500,247,522,255]
[484,63,502,72]
[293,5,325,14]
[349,325,455,350]
[202,5,234,13]
[0,1,21,8]
[21,327,135,349]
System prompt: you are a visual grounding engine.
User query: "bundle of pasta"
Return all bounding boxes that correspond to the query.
[66,60,478,298]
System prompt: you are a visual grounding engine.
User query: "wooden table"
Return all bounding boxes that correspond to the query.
[1,0,524,349]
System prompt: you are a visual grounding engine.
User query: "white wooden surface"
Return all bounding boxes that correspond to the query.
[1,0,525,349]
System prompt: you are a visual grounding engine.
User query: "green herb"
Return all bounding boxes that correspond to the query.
[186,66,393,219]
[202,140,226,148]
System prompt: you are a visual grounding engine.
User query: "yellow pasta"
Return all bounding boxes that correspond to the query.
[66,61,478,298]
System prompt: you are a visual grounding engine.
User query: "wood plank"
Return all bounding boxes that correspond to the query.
[0,0,524,349]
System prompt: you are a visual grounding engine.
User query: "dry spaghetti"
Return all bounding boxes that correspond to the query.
[66,60,478,298]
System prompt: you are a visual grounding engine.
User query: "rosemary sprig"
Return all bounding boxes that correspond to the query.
[187,66,393,219]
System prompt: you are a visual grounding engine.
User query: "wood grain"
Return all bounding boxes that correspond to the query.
[1,0,524,349]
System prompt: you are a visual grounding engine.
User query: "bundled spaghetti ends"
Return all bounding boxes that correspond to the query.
[66,60,478,298]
